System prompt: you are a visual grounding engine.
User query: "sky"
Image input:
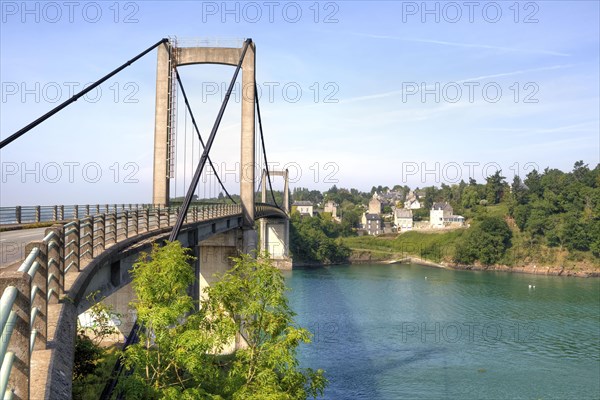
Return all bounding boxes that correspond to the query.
[1,0,599,206]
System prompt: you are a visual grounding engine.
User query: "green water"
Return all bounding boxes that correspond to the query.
[284,264,600,400]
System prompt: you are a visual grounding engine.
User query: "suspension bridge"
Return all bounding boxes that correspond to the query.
[0,38,291,399]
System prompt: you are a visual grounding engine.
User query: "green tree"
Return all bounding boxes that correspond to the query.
[454,216,512,265]
[511,176,528,205]
[461,186,480,209]
[485,170,507,204]
[290,212,351,263]
[423,186,439,209]
[525,169,543,198]
[562,217,591,251]
[340,207,361,235]
[512,204,530,231]
[120,242,327,399]
[205,253,327,399]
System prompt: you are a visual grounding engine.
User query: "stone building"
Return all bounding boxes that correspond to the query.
[323,200,338,219]
[368,194,382,215]
[362,213,383,235]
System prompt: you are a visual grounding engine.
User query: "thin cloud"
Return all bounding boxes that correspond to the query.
[354,33,571,57]
[340,65,575,104]
[484,121,599,134]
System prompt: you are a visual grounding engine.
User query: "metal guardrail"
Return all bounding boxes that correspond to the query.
[0,203,243,398]
[0,204,156,226]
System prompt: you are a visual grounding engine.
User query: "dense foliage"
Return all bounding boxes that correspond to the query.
[289,212,351,264]
[510,162,600,255]
[454,216,512,265]
[73,292,122,399]
[296,161,599,267]
[119,242,327,399]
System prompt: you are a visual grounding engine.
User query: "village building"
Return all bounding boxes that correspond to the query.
[292,200,314,217]
[323,200,338,219]
[368,194,382,215]
[404,190,422,209]
[394,208,413,231]
[430,202,464,228]
[362,213,383,235]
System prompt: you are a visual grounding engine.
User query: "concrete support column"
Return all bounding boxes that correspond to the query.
[283,169,290,262]
[198,230,249,351]
[283,169,289,213]
[152,42,172,206]
[241,43,256,228]
[198,231,240,302]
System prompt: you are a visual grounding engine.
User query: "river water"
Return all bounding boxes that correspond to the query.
[284,263,600,400]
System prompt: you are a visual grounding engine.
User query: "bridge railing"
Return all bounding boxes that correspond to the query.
[0,203,246,226]
[0,203,242,398]
[0,204,158,226]
[0,284,20,399]
[0,225,63,399]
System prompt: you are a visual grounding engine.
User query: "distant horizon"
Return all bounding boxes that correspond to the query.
[0,158,597,207]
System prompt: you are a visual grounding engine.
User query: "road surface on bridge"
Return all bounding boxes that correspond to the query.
[0,228,47,267]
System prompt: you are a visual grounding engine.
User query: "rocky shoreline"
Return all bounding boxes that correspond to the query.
[346,251,600,278]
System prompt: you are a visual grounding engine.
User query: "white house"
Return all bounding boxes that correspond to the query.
[405,198,421,210]
[404,190,422,209]
[394,208,413,231]
[430,202,464,228]
[292,201,314,216]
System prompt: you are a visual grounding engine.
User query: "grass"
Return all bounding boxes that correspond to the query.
[462,203,508,220]
[343,228,468,263]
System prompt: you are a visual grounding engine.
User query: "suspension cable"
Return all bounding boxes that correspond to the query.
[255,82,279,208]
[1,38,169,149]
[174,68,236,204]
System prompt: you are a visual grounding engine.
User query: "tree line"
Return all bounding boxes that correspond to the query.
[289,161,599,266]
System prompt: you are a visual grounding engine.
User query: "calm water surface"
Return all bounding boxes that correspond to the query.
[284,264,600,400]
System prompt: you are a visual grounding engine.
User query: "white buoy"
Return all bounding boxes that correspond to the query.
[528,284,532,289]
[533,285,536,289]
[425,277,428,280]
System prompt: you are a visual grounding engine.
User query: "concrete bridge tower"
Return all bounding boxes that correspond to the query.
[151,39,256,230]
[259,169,292,269]
[152,39,258,258]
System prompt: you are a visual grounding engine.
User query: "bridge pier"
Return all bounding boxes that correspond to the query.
[259,169,292,269]
[198,231,240,295]
[198,229,249,351]
[260,219,292,270]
